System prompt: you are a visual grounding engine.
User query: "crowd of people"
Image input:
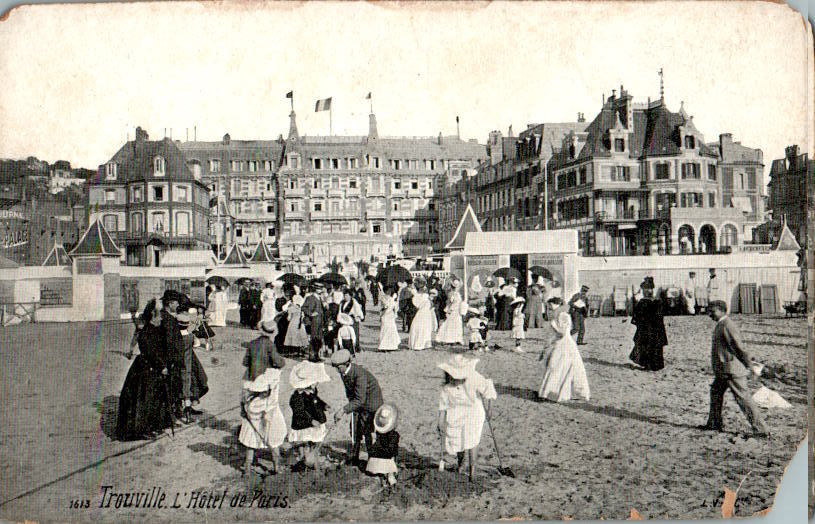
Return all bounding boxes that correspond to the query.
[115,264,770,492]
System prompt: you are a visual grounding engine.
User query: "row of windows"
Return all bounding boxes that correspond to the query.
[476,187,514,213]
[284,176,433,192]
[207,159,275,173]
[102,210,197,236]
[104,184,194,205]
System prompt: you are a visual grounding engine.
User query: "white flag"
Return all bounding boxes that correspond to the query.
[315,98,332,112]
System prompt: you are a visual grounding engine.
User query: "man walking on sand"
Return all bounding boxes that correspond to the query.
[699,300,769,437]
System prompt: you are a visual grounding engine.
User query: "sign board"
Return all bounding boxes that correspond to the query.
[39,278,73,307]
[121,279,140,313]
[529,252,566,300]
[465,254,502,304]
[0,217,29,262]
[76,257,103,275]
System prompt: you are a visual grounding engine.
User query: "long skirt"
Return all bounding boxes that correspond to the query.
[629,342,665,371]
[115,356,172,440]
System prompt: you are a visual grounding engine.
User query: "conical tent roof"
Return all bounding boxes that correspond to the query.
[221,243,248,265]
[774,221,800,251]
[250,240,273,263]
[42,243,71,266]
[69,219,121,257]
[444,204,482,251]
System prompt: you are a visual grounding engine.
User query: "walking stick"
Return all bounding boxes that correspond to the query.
[242,408,279,474]
[306,414,343,465]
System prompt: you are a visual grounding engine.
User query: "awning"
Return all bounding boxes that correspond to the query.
[730,196,753,214]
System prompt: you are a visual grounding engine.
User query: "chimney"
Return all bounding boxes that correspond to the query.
[438,132,442,145]
[222,133,231,145]
[368,112,378,140]
[135,126,149,143]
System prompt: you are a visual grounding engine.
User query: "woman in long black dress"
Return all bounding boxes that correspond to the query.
[116,300,173,440]
[628,277,668,371]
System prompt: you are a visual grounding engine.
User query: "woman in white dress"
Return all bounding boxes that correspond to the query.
[435,279,465,345]
[436,354,497,479]
[210,285,228,327]
[284,295,308,353]
[408,282,434,350]
[378,290,401,351]
[537,311,590,402]
[259,286,277,326]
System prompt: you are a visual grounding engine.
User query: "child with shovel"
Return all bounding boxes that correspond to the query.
[437,354,497,479]
[288,360,331,471]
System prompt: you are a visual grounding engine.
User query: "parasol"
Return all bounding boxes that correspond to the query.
[277,272,308,288]
[318,272,347,287]
[528,266,553,281]
[377,265,413,288]
[205,275,230,288]
[492,267,521,282]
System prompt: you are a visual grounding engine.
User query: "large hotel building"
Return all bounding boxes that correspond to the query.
[89,113,486,266]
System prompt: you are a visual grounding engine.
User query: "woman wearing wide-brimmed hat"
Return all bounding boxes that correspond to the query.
[437,354,497,479]
[408,279,434,350]
[537,312,590,403]
[628,276,668,371]
[284,294,308,357]
[378,287,401,351]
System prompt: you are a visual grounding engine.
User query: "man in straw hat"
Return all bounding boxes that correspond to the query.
[330,349,383,466]
[699,300,768,437]
[568,284,590,345]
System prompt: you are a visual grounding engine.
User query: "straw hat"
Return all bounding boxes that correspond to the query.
[496,276,506,287]
[330,349,352,366]
[260,321,277,335]
[510,296,526,306]
[292,295,304,307]
[437,354,478,380]
[551,311,572,336]
[374,403,399,433]
[450,278,461,289]
[290,361,331,389]
[338,312,353,326]
[428,288,439,297]
[176,313,190,327]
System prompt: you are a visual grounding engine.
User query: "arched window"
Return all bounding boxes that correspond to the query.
[720,224,738,248]
[153,156,166,176]
[684,135,696,149]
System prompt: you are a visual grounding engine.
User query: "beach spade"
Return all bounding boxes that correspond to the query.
[484,407,515,477]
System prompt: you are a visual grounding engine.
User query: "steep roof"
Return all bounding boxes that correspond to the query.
[221,243,248,266]
[69,219,121,257]
[250,240,274,263]
[444,204,482,251]
[0,253,19,268]
[42,243,71,266]
[94,137,198,185]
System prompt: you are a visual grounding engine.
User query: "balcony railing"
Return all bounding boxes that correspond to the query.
[637,209,671,220]
[284,187,306,197]
[366,209,387,219]
[594,210,636,222]
[415,209,438,219]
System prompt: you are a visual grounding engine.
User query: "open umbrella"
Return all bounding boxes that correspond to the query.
[206,275,229,288]
[493,267,521,282]
[277,272,307,288]
[319,272,347,288]
[378,265,413,288]
[236,277,253,286]
[528,266,553,281]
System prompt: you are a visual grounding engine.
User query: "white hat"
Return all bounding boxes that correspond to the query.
[374,403,399,433]
[437,354,478,380]
[292,295,304,307]
[330,349,352,366]
[290,361,331,389]
[451,278,461,289]
[551,311,573,336]
[260,320,277,335]
[511,296,526,306]
[338,312,353,326]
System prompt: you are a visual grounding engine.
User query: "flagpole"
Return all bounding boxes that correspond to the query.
[330,105,333,136]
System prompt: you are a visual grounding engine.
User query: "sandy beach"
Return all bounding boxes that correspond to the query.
[0,311,806,521]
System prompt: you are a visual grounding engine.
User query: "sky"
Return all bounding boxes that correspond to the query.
[0,1,812,180]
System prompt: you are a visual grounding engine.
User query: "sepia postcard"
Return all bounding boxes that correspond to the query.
[0,1,812,522]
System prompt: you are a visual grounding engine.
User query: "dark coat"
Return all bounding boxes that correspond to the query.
[711,316,750,378]
[369,430,400,459]
[629,297,668,371]
[302,293,325,338]
[289,389,328,430]
[340,363,383,415]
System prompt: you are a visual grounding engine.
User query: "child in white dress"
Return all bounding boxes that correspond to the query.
[511,297,526,353]
[437,355,497,479]
[239,323,287,476]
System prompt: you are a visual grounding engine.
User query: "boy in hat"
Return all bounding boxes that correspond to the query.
[288,361,331,470]
[568,285,590,345]
[366,403,400,489]
[699,300,768,437]
[335,313,357,356]
[330,349,383,466]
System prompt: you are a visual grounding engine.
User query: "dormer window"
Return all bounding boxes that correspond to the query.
[153,156,166,177]
[684,135,696,149]
[614,138,625,152]
[105,162,118,180]
[190,162,202,180]
[568,144,576,159]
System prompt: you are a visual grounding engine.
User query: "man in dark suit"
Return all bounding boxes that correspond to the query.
[700,300,768,437]
[238,283,250,327]
[330,349,384,466]
[568,284,590,345]
[302,282,326,362]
